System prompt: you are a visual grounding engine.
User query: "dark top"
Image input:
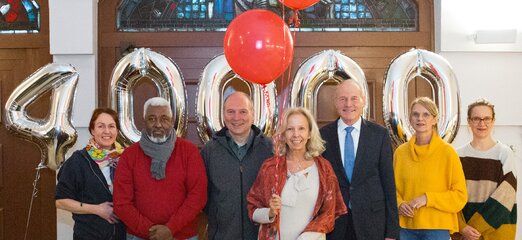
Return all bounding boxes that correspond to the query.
[56,149,126,240]
[320,118,399,240]
[201,126,273,240]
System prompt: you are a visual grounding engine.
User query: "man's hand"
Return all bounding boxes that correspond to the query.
[461,225,481,240]
[149,225,173,240]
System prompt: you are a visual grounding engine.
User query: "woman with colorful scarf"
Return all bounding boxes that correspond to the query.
[247,108,346,240]
[56,108,126,240]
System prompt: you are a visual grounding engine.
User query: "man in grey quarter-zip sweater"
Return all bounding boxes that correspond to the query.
[201,92,273,240]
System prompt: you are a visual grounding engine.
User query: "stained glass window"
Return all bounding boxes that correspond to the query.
[117,0,417,32]
[0,0,40,33]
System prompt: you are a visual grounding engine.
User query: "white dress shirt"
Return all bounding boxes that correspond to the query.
[337,117,362,166]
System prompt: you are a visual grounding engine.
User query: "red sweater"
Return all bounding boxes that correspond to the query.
[114,138,207,239]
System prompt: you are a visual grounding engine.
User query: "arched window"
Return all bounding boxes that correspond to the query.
[117,0,417,32]
[0,0,40,33]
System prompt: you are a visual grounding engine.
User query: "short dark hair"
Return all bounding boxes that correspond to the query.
[88,108,120,135]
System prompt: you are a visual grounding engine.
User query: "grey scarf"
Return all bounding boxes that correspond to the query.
[139,130,176,180]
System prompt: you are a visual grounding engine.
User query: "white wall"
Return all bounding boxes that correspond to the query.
[437,0,522,238]
[50,0,98,238]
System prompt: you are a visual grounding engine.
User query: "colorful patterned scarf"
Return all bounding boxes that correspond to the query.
[86,139,124,169]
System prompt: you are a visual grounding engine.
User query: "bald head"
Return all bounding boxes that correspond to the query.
[335,80,365,99]
[224,92,253,111]
[223,92,255,142]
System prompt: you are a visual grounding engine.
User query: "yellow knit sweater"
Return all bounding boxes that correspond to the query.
[393,132,468,233]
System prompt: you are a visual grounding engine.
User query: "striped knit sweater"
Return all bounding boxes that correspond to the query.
[457,142,517,240]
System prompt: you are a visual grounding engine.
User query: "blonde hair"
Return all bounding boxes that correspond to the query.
[274,107,325,159]
[410,97,439,130]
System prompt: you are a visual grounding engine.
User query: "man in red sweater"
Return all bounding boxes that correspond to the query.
[114,97,207,240]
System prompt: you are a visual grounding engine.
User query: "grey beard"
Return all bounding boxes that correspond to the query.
[147,134,168,143]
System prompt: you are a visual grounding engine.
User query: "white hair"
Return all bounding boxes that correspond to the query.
[143,97,172,119]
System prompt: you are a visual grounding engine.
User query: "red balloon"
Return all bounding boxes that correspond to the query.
[279,0,319,10]
[224,10,294,85]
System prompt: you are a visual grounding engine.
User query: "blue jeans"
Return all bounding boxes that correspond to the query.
[127,234,198,240]
[400,228,450,240]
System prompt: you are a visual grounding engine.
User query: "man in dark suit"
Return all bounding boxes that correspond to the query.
[320,80,399,240]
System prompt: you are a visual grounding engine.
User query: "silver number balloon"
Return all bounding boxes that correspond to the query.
[110,48,187,146]
[289,49,370,118]
[4,63,79,170]
[383,48,460,146]
[196,54,277,144]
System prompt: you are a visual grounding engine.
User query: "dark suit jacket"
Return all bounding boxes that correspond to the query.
[320,118,399,240]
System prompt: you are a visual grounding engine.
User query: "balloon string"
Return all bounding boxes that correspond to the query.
[24,161,46,240]
[262,85,272,131]
[288,9,301,28]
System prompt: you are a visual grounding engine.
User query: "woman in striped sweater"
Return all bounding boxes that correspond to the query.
[456,99,517,240]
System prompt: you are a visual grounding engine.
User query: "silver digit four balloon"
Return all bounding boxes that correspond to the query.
[4,63,79,170]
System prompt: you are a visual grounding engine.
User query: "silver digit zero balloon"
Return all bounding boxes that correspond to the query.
[289,49,370,118]
[196,54,277,144]
[4,63,79,170]
[383,48,460,146]
[109,48,187,146]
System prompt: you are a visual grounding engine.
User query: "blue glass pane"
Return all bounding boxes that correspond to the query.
[0,0,40,33]
[116,0,418,32]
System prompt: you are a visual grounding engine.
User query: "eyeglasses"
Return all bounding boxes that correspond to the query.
[411,112,432,119]
[469,116,493,124]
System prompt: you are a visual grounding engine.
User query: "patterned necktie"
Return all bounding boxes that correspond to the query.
[344,126,355,182]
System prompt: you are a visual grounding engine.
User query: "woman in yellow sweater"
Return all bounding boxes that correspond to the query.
[393,97,468,240]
